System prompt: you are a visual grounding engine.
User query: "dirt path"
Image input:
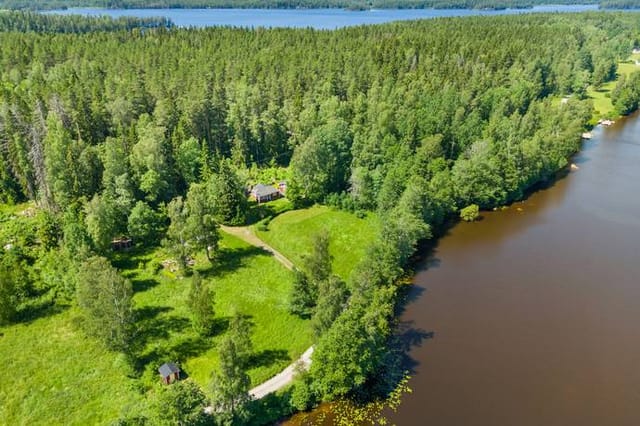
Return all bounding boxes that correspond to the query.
[249,346,314,399]
[220,225,294,270]
[208,225,312,402]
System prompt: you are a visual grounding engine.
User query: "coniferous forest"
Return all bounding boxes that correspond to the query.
[2,0,640,11]
[1,10,640,424]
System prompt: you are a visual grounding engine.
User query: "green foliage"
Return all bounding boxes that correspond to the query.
[288,120,352,204]
[310,285,395,400]
[460,204,480,222]
[611,71,640,115]
[0,263,19,325]
[0,10,172,32]
[311,275,348,337]
[127,201,166,246]
[163,196,190,270]
[188,271,215,336]
[185,183,221,262]
[148,379,210,426]
[290,373,316,412]
[131,115,174,203]
[3,0,637,11]
[85,194,118,253]
[76,256,135,352]
[210,335,251,422]
[289,268,315,317]
[206,160,248,225]
[164,186,220,269]
[288,230,333,317]
[228,312,254,366]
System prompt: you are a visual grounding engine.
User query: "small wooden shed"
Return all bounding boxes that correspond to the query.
[111,237,133,251]
[158,362,181,384]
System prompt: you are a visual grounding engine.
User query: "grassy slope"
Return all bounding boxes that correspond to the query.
[255,205,379,281]
[0,309,142,425]
[118,231,313,387]
[588,54,640,119]
[0,231,312,425]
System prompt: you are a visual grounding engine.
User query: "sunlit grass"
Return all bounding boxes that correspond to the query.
[1,231,312,424]
[588,57,640,119]
[255,205,379,281]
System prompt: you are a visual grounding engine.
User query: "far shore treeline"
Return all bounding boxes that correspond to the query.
[1,10,640,424]
[1,0,640,11]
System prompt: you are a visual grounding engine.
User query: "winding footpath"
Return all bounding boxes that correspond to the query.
[218,225,313,399]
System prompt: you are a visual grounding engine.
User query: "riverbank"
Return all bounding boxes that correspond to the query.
[386,111,640,425]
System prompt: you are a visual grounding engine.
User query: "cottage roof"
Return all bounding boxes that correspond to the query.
[158,362,180,378]
[253,184,279,197]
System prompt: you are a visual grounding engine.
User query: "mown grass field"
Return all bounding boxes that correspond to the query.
[0,230,312,425]
[255,205,380,281]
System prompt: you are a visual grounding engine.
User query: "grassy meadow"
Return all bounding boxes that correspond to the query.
[588,54,640,119]
[0,230,312,425]
[255,205,380,281]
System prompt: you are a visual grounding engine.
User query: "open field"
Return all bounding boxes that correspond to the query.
[255,205,379,281]
[0,308,142,425]
[0,230,312,424]
[588,57,640,119]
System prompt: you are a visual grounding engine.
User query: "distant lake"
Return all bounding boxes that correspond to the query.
[45,5,600,29]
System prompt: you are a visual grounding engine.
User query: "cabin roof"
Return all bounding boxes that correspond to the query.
[158,362,180,378]
[253,184,279,197]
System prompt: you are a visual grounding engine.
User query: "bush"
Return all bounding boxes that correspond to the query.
[460,204,480,222]
[290,375,315,411]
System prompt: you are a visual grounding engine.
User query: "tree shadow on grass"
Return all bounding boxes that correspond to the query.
[201,245,271,277]
[131,278,159,293]
[137,334,212,372]
[111,247,154,271]
[246,349,290,370]
[134,306,189,345]
[210,316,231,336]
[16,299,67,325]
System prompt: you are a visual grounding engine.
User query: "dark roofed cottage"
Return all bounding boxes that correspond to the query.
[158,362,181,384]
[251,184,281,204]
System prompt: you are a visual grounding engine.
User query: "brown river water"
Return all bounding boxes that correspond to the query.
[287,111,640,425]
[389,112,640,425]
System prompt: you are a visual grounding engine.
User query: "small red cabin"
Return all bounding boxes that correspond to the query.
[158,362,181,385]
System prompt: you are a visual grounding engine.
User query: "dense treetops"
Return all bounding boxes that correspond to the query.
[0,11,173,32]
[2,0,640,11]
[1,10,640,419]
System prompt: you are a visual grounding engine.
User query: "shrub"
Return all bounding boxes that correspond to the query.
[460,204,480,222]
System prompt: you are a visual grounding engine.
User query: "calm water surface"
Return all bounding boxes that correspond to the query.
[47,5,598,29]
[390,112,640,425]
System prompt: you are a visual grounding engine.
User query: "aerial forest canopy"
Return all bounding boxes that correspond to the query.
[2,10,640,422]
[1,13,638,211]
[0,11,173,32]
[2,0,640,11]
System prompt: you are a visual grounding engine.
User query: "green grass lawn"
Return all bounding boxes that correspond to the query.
[118,231,313,388]
[1,231,312,425]
[588,58,640,119]
[255,205,379,281]
[0,309,143,425]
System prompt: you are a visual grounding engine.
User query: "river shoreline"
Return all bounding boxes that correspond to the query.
[385,110,640,424]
